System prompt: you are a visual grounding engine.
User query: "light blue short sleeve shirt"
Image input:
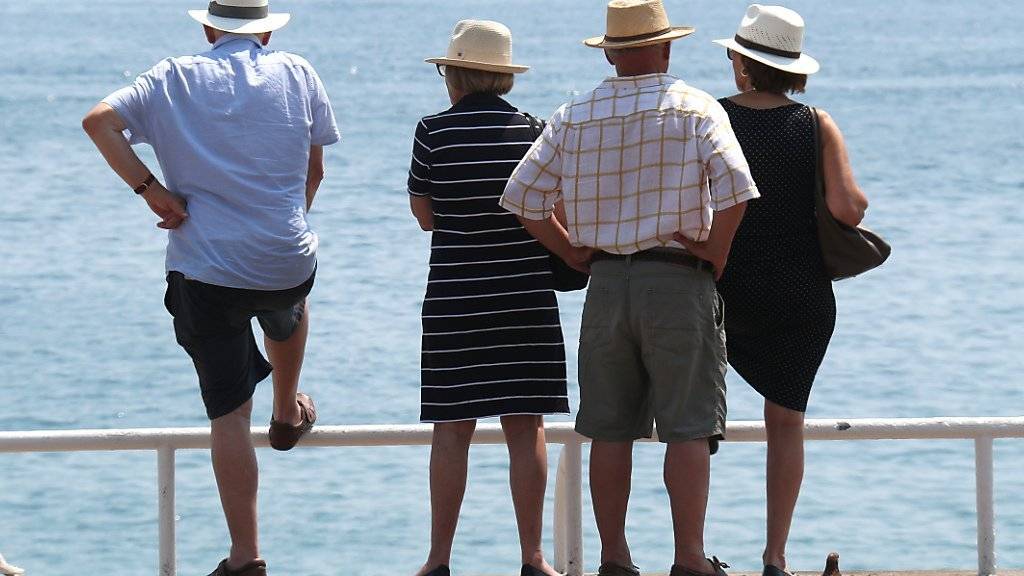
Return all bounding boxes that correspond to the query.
[103,34,340,290]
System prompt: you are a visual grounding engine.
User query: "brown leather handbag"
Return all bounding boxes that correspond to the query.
[810,107,891,280]
[522,112,589,292]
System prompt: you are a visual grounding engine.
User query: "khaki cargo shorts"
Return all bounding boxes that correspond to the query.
[574,256,727,445]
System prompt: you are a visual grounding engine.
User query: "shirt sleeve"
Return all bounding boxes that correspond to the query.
[407,120,432,197]
[101,64,164,146]
[307,66,340,146]
[499,104,567,220]
[698,101,760,210]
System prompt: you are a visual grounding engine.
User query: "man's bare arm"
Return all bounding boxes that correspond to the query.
[305,145,325,212]
[517,214,594,273]
[673,202,747,281]
[82,103,187,229]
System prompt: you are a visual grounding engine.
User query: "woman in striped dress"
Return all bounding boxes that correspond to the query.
[406,20,568,576]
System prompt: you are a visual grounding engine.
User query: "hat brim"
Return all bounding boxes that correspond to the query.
[583,26,695,49]
[425,57,529,74]
[713,38,819,75]
[188,10,291,34]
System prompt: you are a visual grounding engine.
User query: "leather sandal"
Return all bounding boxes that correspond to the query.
[763,565,792,576]
[670,557,729,576]
[598,562,641,576]
[207,558,267,576]
[268,392,317,451]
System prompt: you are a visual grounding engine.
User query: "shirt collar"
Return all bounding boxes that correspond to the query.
[212,33,263,50]
[452,92,516,111]
[600,72,680,90]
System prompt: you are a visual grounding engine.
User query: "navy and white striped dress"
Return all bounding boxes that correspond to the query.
[408,92,570,423]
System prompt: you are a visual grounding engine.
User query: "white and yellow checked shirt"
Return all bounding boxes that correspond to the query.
[500,73,759,254]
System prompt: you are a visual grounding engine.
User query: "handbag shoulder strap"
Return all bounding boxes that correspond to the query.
[521,111,545,140]
[809,106,827,204]
[809,106,823,183]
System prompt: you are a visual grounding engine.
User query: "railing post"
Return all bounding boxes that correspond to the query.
[974,437,996,576]
[158,445,176,576]
[554,445,568,572]
[563,439,584,576]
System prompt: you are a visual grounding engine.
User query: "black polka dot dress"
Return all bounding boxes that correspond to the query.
[716,99,836,413]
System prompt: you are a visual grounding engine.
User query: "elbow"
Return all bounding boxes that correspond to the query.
[826,188,869,228]
[832,203,866,228]
[416,217,433,232]
[81,112,101,136]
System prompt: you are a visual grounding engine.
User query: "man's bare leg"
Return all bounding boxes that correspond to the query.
[266,301,309,426]
[210,399,260,568]
[665,439,715,574]
[591,440,634,567]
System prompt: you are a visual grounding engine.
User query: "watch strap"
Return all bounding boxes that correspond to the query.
[134,173,156,195]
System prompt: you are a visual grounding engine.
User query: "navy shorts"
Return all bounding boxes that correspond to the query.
[164,270,315,420]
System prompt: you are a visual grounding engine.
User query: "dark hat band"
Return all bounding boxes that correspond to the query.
[603,26,674,44]
[208,1,269,19]
[734,34,801,59]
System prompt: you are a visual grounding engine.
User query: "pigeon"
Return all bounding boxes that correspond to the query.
[821,552,840,576]
[0,552,25,576]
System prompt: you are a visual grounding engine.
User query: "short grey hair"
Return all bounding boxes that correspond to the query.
[445,66,514,96]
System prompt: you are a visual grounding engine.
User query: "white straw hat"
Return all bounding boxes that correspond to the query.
[584,0,694,49]
[426,20,529,74]
[713,4,819,75]
[188,0,290,34]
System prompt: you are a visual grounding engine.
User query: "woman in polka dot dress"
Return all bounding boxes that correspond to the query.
[710,6,869,576]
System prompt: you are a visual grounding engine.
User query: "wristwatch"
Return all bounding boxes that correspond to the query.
[134,173,156,195]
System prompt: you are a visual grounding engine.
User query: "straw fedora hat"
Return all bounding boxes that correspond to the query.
[713,4,819,75]
[584,0,694,49]
[188,0,290,34]
[426,20,529,74]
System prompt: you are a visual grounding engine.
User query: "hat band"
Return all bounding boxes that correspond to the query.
[603,26,674,44]
[734,34,801,59]
[208,1,269,19]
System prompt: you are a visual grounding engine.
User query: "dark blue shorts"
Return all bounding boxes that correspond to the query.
[164,270,315,420]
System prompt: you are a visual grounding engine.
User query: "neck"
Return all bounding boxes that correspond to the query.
[614,63,665,77]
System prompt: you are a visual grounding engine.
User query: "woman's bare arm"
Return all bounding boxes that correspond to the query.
[819,109,869,227]
[410,195,434,231]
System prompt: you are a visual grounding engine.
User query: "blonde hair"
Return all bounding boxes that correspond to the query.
[445,66,514,96]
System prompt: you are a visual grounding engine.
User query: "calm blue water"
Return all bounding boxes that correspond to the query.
[1,1,1022,574]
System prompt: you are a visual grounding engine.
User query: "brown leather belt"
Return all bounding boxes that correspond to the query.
[591,249,710,271]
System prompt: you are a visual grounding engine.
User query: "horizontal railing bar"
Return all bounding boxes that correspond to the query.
[1,417,1022,454]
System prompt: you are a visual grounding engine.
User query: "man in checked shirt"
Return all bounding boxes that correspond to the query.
[499,2,758,576]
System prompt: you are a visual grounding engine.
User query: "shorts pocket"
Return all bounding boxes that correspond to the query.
[644,288,708,333]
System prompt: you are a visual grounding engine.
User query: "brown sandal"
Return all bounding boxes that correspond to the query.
[269,392,316,451]
[208,558,267,576]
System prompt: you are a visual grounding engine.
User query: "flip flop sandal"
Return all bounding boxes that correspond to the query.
[268,392,317,451]
[207,558,267,576]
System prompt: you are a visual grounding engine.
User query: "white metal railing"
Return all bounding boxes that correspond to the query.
[1,417,1022,576]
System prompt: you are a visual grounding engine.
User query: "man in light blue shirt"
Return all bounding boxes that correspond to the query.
[83,1,338,574]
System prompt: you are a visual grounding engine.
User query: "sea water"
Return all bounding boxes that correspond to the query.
[0,1,1022,574]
